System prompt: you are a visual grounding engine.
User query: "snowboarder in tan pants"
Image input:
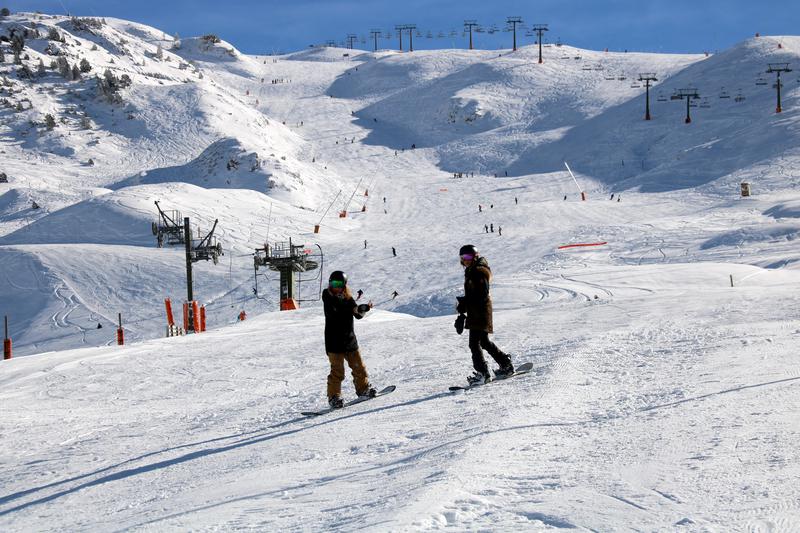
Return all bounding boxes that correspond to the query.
[323,270,376,408]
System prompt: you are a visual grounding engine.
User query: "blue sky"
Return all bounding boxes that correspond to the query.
[9,0,800,54]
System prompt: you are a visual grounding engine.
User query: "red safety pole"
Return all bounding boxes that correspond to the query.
[183,302,190,332]
[3,315,11,360]
[164,298,175,327]
[200,305,206,332]
[192,301,200,333]
[116,313,124,345]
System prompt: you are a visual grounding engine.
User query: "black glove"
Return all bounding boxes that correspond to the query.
[454,314,466,335]
[357,303,371,314]
[456,296,466,315]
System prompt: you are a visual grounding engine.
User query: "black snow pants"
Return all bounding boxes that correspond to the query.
[469,329,511,374]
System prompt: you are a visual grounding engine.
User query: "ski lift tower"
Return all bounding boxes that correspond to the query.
[766,63,791,113]
[671,88,700,123]
[506,17,523,51]
[638,73,658,120]
[152,202,223,331]
[531,24,548,63]
[254,239,320,310]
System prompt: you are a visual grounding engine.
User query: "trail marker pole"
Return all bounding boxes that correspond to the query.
[564,161,585,200]
[116,313,124,346]
[3,315,11,360]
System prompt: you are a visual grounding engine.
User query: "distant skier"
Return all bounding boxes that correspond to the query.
[391,290,399,300]
[498,226,502,236]
[514,197,518,205]
[484,224,489,233]
[238,310,247,321]
[479,204,482,212]
[490,223,494,233]
[564,195,567,201]
[392,247,397,257]
[610,193,615,200]
[322,271,376,409]
[455,245,513,385]
[364,239,368,249]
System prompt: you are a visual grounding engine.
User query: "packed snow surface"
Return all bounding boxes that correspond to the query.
[1,11,799,532]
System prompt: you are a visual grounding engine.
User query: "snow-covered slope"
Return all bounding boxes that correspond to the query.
[1,9,800,531]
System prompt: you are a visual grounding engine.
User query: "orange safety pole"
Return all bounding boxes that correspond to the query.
[3,315,11,360]
[183,302,190,332]
[192,301,200,333]
[200,306,206,332]
[116,313,124,346]
[164,298,175,327]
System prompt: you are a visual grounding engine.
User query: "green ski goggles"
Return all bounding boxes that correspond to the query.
[329,280,346,289]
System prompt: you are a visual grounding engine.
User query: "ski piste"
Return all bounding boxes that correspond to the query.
[301,385,397,417]
[449,361,535,391]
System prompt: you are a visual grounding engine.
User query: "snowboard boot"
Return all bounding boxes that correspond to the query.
[357,386,377,399]
[467,370,493,386]
[328,395,344,409]
[494,363,515,379]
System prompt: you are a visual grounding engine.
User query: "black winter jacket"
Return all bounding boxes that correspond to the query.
[322,288,368,352]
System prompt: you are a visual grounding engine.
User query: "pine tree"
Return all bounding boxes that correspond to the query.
[79,58,91,73]
[71,64,81,80]
[45,113,56,130]
[37,58,45,76]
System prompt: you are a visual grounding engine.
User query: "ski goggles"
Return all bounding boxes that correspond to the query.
[329,280,346,288]
[460,254,475,261]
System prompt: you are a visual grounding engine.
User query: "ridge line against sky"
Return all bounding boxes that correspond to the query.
[7,0,800,55]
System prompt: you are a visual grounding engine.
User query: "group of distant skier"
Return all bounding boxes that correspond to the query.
[322,244,512,409]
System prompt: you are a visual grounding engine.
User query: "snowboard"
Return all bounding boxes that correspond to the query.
[449,361,535,391]
[301,385,396,417]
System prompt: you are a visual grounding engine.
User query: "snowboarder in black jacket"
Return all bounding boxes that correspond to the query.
[456,245,513,385]
[323,270,376,408]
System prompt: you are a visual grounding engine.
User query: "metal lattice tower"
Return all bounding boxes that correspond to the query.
[346,34,357,50]
[766,63,791,113]
[464,20,479,50]
[638,73,658,120]
[506,16,523,51]
[531,24,548,63]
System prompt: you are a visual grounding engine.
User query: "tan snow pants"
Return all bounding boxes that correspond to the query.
[327,350,369,398]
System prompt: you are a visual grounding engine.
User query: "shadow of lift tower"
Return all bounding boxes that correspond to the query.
[254,239,322,310]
